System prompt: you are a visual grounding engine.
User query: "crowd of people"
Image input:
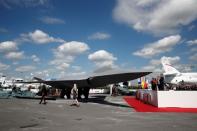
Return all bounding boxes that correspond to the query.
[168,83,197,91]
[150,76,164,91]
[150,76,197,91]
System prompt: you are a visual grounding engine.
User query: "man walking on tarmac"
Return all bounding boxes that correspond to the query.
[39,85,47,104]
[70,83,80,107]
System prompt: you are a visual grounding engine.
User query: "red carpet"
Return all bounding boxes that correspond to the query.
[124,96,197,113]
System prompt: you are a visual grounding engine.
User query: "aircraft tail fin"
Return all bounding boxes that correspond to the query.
[1,76,6,83]
[33,77,45,81]
[161,60,180,74]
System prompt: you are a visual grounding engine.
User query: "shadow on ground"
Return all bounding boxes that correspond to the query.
[79,95,131,108]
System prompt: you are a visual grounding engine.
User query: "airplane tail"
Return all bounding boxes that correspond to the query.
[33,77,45,81]
[0,76,6,85]
[161,60,180,75]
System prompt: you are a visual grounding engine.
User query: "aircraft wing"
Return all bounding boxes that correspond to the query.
[88,72,151,87]
[20,77,86,88]
[21,72,151,88]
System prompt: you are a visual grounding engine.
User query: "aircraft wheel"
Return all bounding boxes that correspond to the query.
[78,88,82,99]
[65,88,71,99]
[60,89,66,98]
[84,87,90,100]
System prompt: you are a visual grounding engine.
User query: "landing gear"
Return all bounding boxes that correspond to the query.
[65,88,71,99]
[78,87,83,99]
[60,89,66,98]
[77,87,90,100]
[60,88,71,99]
[84,87,90,100]
[61,87,90,100]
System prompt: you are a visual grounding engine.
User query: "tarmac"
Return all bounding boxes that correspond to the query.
[0,94,197,131]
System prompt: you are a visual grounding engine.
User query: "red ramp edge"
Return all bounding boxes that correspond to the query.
[124,96,197,113]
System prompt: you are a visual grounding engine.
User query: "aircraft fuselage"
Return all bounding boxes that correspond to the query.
[164,73,197,85]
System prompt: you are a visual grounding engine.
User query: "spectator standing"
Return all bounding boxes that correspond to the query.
[70,84,80,107]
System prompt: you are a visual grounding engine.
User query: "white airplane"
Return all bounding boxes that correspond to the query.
[0,76,13,88]
[162,61,197,85]
[0,76,25,88]
[13,78,24,88]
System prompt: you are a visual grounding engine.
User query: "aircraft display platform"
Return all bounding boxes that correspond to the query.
[137,89,197,108]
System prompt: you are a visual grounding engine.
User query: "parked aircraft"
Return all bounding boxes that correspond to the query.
[0,76,13,88]
[13,78,24,88]
[162,61,197,85]
[20,71,151,99]
[0,76,25,88]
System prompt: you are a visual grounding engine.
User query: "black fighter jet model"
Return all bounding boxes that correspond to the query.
[21,71,151,100]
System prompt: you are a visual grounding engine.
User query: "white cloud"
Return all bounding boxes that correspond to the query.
[21,29,65,44]
[69,72,86,77]
[58,71,87,79]
[40,16,65,24]
[5,51,25,60]
[49,57,73,66]
[142,59,162,72]
[133,35,181,58]
[188,25,195,31]
[15,65,36,72]
[187,39,197,46]
[113,0,197,35]
[0,62,10,71]
[31,69,52,79]
[54,41,90,58]
[142,56,180,72]
[50,41,89,71]
[72,66,81,71]
[142,65,155,71]
[31,55,40,62]
[189,53,197,61]
[0,0,50,9]
[49,58,72,72]
[56,63,70,70]
[0,41,18,52]
[176,64,193,72]
[37,68,86,80]
[88,50,117,72]
[13,62,19,65]
[191,48,197,52]
[88,50,117,62]
[149,59,161,65]
[88,32,111,40]
[161,56,180,65]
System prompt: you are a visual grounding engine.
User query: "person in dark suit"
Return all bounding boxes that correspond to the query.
[159,76,164,90]
[39,85,47,104]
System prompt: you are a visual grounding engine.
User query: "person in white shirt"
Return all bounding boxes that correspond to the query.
[70,83,80,107]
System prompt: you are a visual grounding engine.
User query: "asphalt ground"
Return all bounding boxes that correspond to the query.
[0,94,197,131]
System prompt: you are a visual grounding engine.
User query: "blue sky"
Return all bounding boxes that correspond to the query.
[0,0,197,80]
